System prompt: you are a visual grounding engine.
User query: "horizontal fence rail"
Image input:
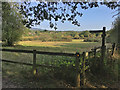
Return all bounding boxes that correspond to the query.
[2,59,59,68]
[0,48,76,57]
[89,30,103,33]
[91,46,101,51]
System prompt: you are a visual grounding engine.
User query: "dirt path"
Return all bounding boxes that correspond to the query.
[111,81,120,89]
[2,77,24,88]
[2,75,71,88]
[2,76,120,88]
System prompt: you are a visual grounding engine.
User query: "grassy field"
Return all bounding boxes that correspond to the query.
[3,39,103,53]
[2,39,117,88]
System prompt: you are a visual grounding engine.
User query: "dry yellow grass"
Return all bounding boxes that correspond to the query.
[72,39,84,42]
[22,36,34,39]
[18,41,68,47]
[18,39,92,47]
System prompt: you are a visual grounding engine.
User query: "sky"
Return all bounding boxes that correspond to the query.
[31,2,117,31]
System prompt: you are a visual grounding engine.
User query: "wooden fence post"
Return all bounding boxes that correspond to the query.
[82,52,86,86]
[88,52,90,58]
[101,27,106,64]
[94,48,96,58]
[33,50,37,75]
[75,52,80,87]
[111,43,115,56]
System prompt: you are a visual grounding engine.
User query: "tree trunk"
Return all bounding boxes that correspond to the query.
[7,40,13,46]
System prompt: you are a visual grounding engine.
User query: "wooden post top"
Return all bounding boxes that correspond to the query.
[76,52,80,57]
[33,50,36,51]
[103,27,106,31]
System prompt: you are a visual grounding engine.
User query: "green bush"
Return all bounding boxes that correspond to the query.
[22,38,33,41]
[62,38,72,42]
[84,38,94,42]
[28,38,33,41]
[84,38,100,42]
[94,39,99,42]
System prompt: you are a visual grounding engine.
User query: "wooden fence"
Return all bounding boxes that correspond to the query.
[0,44,115,87]
[0,48,81,87]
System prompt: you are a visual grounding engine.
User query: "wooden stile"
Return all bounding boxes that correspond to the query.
[90,27,106,64]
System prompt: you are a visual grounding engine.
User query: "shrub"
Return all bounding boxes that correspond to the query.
[84,38,94,42]
[42,40,46,42]
[28,38,33,41]
[62,36,72,42]
[94,39,99,42]
[53,65,76,86]
[84,38,100,42]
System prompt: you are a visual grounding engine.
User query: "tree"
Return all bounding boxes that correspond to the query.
[74,33,80,39]
[80,34,84,38]
[2,2,25,46]
[106,17,120,44]
[19,2,119,29]
[79,31,90,37]
[106,16,120,53]
[112,1,120,18]
[83,31,90,37]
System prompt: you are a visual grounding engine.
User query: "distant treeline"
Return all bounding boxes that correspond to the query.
[22,29,104,42]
